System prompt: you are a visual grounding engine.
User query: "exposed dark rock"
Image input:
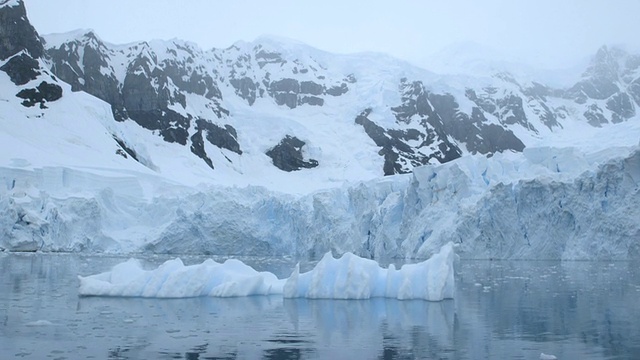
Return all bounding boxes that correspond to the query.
[583,104,608,127]
[122,55,186,111]
[0,0,44,60]
[126,109,190,145]
[268,78,301,108]
[465,89,496,114]
[273,92,298,109]
[270,78,299,93]
[300,81,323,95]
[16,81,62,108]
[189,118,243,170]
[392,80,432,123]
[266,135,318,172]
[569,78,619,101]
[162,59,221,100]
[356,108,458,175]
[495,94,536,132]
[190,130,214,169]
[0,52,40,85]
[606,92,635,123]
[536,102,560,129]
[428,93,524,155]
[79,42,121,105]
[255,49,286,68]
[326,83,349,96]
[299,96,324,106]
[230,76,257,105]
[46,41,85,89]
[111,105,128,122]
[112,136,139,162]
[567,47,622,102]
[522,82,551,100]
[195,119,242,155]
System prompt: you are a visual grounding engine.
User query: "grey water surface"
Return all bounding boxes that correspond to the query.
[0,253,639,359]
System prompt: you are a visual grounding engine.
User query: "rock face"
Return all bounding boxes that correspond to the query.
[567,46,640,125]
[266,135,318,172]
[0,0,43,60]
[16,81,62,108]
[0,52,40,85]
[0,1,62,110]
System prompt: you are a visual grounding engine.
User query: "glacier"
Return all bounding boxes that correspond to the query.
[78,243,455,301]
[1,0,640,260]
[2,138,639,260]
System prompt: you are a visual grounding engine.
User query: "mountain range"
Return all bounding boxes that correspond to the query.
[1,0,639,258]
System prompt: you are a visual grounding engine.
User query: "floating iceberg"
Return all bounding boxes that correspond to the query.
[284,242,455,300]
[78,257,284,298]
[78,243,455,301]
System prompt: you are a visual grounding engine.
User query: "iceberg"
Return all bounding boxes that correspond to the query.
[78,257,285,298]
[78,243,455,301]
[284,242,455,301]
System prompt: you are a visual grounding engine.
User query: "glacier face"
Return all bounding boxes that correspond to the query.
[2,144,639,260]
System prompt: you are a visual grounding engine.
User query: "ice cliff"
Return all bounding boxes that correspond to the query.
[2,142,639,260]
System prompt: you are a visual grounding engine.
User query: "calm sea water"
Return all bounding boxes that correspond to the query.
[0,253,639,359]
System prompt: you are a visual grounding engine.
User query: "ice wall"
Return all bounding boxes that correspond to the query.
[2,145,639,260]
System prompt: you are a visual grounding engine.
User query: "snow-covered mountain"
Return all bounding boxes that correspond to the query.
[1,0,639,259]
[38,17,640,181]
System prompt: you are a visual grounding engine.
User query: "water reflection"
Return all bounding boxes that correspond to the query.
[1,254,640,359]
[71,296,454,359]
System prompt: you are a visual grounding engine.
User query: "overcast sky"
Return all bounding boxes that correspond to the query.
[24,0,640,70]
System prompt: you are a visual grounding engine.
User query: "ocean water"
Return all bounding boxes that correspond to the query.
[0,253,639,359]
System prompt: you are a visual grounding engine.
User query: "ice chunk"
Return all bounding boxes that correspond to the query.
[284,242,455,301]
[24,320,54,327]
[79,243,455,301]
[78,258,285,298]
[540,353,557,360]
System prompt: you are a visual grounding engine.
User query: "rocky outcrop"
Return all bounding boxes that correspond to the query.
[357,79,525,175]
[16,81,62,108]
[266,136,318,172]
[190,119,242,169]
[0,0,43,60]
[566,46,639,124]
[0,52,40,85]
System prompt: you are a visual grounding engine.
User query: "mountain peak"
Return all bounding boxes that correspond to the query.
[0,0,43,60]
[582,44,629,80]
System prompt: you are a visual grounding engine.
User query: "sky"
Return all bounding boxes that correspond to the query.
[23,0,640,71]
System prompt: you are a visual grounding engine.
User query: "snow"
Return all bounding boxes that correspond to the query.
[0,0,20,8]
[78,243,455,301]
[2,22,640,259]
